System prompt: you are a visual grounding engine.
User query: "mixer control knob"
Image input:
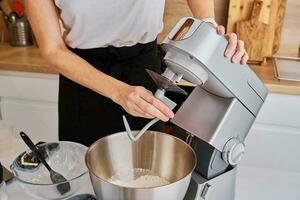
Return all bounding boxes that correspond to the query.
[222,138,245,166]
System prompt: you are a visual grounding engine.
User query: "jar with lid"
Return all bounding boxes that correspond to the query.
[8,12,33,46]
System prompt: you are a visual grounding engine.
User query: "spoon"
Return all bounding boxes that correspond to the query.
[20,132,71,195]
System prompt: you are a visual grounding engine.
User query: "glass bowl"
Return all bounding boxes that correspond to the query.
[10,141,88,200]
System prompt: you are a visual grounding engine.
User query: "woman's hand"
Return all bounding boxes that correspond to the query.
[216,26,249,65]
[112,83,174,122]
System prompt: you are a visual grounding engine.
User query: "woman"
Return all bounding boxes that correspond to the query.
[25,0,248,146]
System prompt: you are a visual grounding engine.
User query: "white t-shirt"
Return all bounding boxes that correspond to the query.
[54,0,165,49]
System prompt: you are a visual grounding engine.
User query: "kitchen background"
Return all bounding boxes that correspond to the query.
[0,0,299,200]
[160,0,299,58]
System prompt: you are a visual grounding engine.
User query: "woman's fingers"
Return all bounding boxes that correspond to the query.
[224,33,249,64]
[132,110,154,119]
[136,87,174,118]
[224,33,238,58]
[215,25,249,64]
[133,104,155,119]
[232,40,245,63]
[135,96,169,122]
[241,51,249,65]
[123,99,154,119]
[126,103,154,119]
[130,87,173,121]
[116,84,174,121]
[216,25,225,35]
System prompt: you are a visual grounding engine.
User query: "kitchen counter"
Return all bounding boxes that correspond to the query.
[0,43,57,74]
[1,133,300,200]
[0,44,300,95]
[236,166,300,200]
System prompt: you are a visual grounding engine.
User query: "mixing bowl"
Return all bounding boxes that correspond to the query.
[10,141,88,200]
[86,131,197,200]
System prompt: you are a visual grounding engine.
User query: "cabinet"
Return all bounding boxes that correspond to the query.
[0,70,299,159]
[241,93,300,172]
[0,70,59,142]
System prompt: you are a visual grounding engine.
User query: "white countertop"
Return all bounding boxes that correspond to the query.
[2,138,300,200]
[236,166,300,200]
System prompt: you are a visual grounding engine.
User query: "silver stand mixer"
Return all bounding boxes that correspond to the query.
[124,17,268,199]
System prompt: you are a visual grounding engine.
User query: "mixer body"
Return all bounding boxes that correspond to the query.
[157,17,268,200]
[184,168,237,200]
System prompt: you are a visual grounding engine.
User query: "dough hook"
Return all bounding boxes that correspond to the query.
[123,69,186,142]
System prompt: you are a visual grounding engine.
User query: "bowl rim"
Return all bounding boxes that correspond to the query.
[85,130,197,189]
[11,141,89,186]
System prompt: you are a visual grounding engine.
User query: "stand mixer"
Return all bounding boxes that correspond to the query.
[124,17,268,199]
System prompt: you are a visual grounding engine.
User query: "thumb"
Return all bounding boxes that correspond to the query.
[216,25,226,35]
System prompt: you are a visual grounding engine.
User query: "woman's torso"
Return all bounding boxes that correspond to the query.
[54,0,165,49]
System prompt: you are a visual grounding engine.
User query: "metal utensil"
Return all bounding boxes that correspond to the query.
[19,132,71,195]
[122,116,159,142]
[8,13,32,46]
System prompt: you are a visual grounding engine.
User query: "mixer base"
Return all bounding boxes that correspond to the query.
[184,167,237,200]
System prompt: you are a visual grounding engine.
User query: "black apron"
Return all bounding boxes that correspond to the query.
[59,41,164,146]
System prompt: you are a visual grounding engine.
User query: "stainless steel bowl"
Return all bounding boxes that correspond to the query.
[85,131,197,200]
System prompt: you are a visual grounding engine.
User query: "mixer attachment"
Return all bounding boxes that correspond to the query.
[145,69,188,95]
[123,69,187,142]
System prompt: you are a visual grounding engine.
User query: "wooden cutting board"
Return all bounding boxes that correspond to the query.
[1,0,13,16]
[272,0,287,53]
[236,0,269,63]
[0,11,10,43]
[227,0,287,62]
